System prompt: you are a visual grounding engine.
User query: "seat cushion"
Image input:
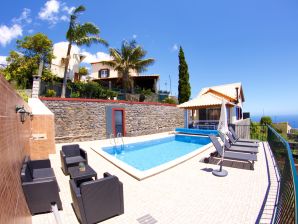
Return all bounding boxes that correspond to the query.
[32,168,55,180]
[66,156,86,165]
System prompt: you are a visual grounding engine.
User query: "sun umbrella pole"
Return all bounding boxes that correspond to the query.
[212,99,228,177]
[219,136,225,172]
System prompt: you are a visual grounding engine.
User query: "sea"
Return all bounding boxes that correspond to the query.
[251,114,298,129]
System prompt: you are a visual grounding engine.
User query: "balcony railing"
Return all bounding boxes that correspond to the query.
[233,124,298,223]
[188,120,219,130]
[267,126,298,224]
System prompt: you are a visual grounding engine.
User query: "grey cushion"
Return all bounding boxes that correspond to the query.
[62,144,80,157]
[32,168,55,180]
[66,156,86,165]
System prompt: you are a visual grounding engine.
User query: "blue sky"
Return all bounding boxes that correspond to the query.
[0,0,298,116]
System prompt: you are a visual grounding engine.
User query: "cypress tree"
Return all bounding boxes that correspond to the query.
[178,46,191,104]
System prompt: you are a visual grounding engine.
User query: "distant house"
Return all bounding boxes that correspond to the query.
[178,82,245,129]
[50,42,86,81]
[90,61,159,93]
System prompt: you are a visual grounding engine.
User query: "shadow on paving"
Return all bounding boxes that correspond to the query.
[200,155,253,171]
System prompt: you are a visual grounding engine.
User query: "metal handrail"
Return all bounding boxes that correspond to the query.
[268,126,298,224]
[116,132,125,151]
[109,133,116,146]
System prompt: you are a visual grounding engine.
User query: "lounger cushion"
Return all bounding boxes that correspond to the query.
[231,141,258,148]
[238,138,260,143]
[227,146,258,153]
[225,150,257,161]
[66,156,86,165]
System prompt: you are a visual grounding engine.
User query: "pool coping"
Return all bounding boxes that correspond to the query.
[90,134,213,180]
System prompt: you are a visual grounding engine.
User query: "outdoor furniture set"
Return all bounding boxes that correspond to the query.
[209,126,260,170]
[61,144,124,224]
[20,144,124,223]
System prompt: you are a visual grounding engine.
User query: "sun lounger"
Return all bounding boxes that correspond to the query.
[209,135,257,170]
[226,132,259,148]
[218,133,259,153]
[224,137,259,153]
[229,126,260,143]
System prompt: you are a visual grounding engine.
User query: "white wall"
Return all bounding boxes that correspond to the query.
[90,62,138,79]
[51,42,84,80]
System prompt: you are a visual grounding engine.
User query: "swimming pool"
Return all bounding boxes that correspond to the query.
[102,135,211,172]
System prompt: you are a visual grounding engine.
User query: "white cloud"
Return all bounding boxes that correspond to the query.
[172,43,178,51]
[53,41,80,54]
[38,0,60,25]
[62,6,75,14]
[38,1,76,25]
[28,29,34,34]
[53,41,112,64]
[0,24,23,46]
[12,8,32,24]
[132,34,137,39]
[81,51,112,63]
[60,15,68,22]
[0,56,7,66]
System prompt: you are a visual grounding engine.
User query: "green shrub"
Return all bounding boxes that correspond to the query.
[45,89,56,97]
[163,97,177,104]
[139,94,146,102]
[16,89,29,102]
[70,91,80,98]
[260,116,272,125]
[135,88,153,96]
[67,81,118,99]
[106,89,118,99]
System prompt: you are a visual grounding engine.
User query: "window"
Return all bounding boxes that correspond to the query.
[199,108,220,121]
[99,69,109,78]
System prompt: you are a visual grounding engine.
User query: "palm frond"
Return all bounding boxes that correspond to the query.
[72,23,108,47]
[73,5,86,14]
[109,48,122,62]
[136,58,155,72]
[77,23,100,35]
[75,36,108,47]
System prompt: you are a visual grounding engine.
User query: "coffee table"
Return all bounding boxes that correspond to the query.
[68,164,97,182]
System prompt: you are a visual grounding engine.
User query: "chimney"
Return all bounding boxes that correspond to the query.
[235,87,239,104]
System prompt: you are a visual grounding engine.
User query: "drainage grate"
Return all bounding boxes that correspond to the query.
[137,214,158,224]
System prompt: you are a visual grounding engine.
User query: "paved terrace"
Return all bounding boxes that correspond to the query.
[33,133,278,224]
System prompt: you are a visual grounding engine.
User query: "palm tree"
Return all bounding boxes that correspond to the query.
[102,40,154,94]
[61,5,108,98]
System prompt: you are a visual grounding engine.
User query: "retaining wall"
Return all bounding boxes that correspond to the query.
[41,98,184,143]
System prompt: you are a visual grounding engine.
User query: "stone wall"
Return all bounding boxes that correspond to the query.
[41,98,184,143]
[0,75,32,224]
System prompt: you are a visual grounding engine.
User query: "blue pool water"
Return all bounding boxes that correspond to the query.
[103,135,210,171]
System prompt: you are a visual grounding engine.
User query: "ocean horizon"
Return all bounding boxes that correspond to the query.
[251,114,298,128]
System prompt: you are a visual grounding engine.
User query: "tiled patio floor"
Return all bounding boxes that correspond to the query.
[32,133,278,224]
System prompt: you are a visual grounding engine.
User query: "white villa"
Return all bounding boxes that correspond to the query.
[90,60,159,92]
[50,42,86,81]
[179,82,245,128]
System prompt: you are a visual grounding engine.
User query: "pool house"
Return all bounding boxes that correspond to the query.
[179,82,245,129]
